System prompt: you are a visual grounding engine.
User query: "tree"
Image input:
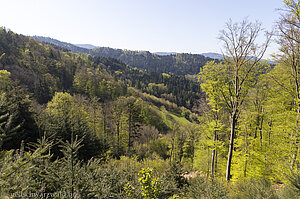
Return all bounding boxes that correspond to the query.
[201,19,271,181]
[0,93,22,150]
[0,69,10,90]
[277,0,300,169]
[0,70,38,150]
[220,19,271,181]
[59,135,83,198]
[124,97,143,155]
[200,62,227,179]
[43,92,108,160]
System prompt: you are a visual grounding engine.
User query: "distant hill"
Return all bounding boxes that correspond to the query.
[153,52,176,56]
[201,52,275,65]
[33,36,87,53]
[33,36,215,75]
[75,44,99,49]
[201,52,224,60]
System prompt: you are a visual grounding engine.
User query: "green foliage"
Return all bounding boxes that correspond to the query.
[43,92,108,160]
[0,136,58,195]
[284,0,300,16]
[139,168,161,199]
[0,28,205,111]
[124,182,138,198]
[168,194,183,199]
[0,76,38,150]
[34,36,205,109]
[231,177,278,199]
[0,70,11,90]
[124,168,161,199]
[150,137,170,160]
[0,93,20,149]
[283,171,300,198]
[186,176,228,199]
[159,163,188,198]
[279,185,300,199]
[73,66,126,101]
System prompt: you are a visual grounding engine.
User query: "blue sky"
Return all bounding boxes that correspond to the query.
[0,0,284,58]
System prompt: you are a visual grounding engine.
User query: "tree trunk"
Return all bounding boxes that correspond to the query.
[291,96,300,169]
[268,118,272,145]
[259,116,264,149]
[128,111,132,155]
[215,150,218,175]
[172,130,176,163]
[117,120,120,155]
[244,123,248,178]
[207,147,210,178]
[191,132,195,170]
[211,130,217,179]
[226,113,237,181]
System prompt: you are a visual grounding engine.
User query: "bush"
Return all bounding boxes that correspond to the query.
[160,163,188,198]
[279,184,299,199]
[186,176,228,199]
[124,168,161,199]
[150,137,170,160]
[279,171,300,199]
[232,177,278,199]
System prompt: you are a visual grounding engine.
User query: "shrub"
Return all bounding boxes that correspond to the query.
[232,177,278,199]
[279,171,300,199]
[186,176,228,199]
[124,168,161,199]
[160,163,188,198]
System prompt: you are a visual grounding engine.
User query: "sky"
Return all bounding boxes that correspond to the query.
[0,0,285,59]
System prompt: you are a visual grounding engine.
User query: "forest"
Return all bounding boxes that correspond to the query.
[34,36,215,75]
[0,0,299,198]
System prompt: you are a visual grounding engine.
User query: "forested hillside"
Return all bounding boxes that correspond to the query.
[34,36,215,75]
[0,0,299,198]
[1,30,203,110]
[0,27,202,198]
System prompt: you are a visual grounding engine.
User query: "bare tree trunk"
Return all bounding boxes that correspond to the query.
[226,113,237,181]
[93,107,96,136]
[215,150,218,175]
[128,109,132,155]
[179,131,185,163]
[207,147,210,178]
[211,130,216,180]
[244,123,248,178]
[170,129,176,164]
[268,118,272,145]
[191,131,195,170]
[259,115,264,149]
[292,98,300,168]
[116,120,120,155]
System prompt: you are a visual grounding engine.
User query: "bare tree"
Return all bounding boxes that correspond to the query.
[218,19,272,181]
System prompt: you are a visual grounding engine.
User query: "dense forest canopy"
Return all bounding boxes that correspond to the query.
[0,0,299,198]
